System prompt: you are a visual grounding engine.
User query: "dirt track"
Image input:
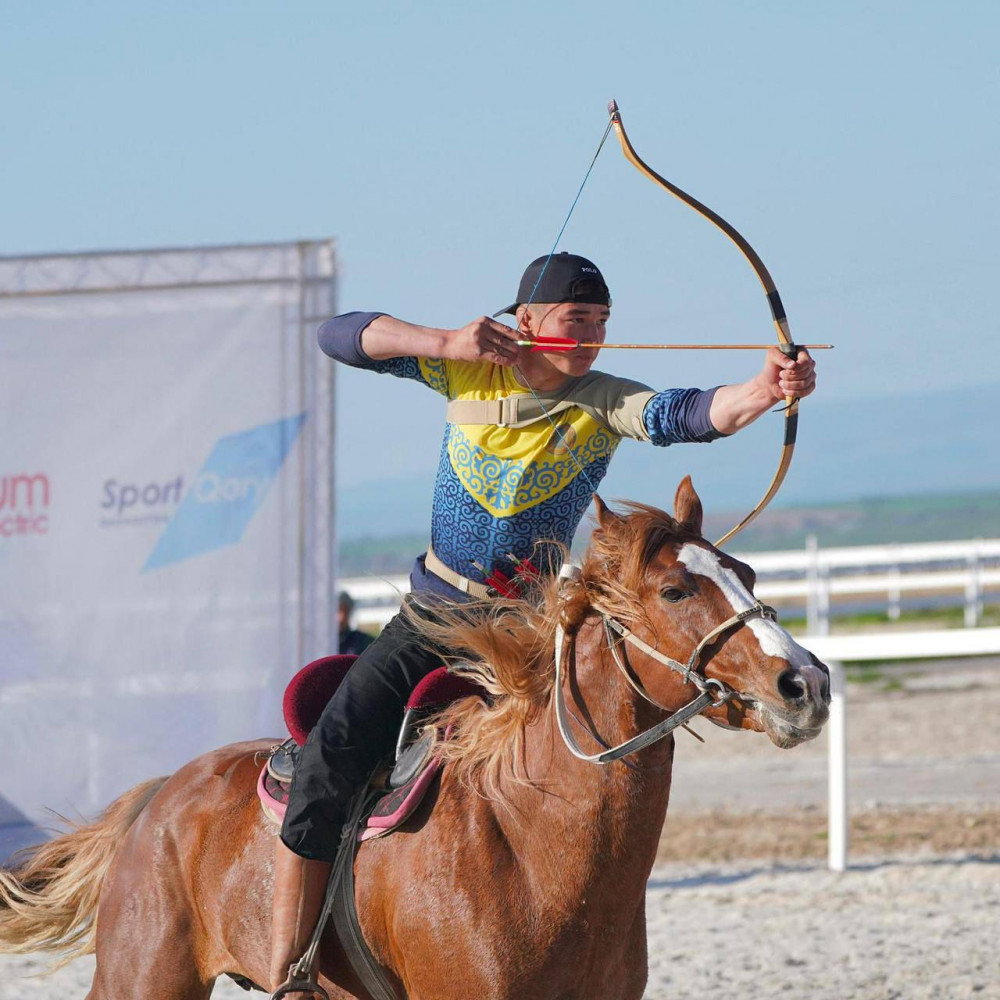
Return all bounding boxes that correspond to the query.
[659,657,1000,864]
[1,657,998,998]
[643,853,999,1000]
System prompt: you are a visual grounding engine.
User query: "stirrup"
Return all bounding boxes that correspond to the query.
[269,963,330,1000]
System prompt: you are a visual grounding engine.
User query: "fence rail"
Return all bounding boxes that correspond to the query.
[341,536,1000,632]
[805,627,1000,872]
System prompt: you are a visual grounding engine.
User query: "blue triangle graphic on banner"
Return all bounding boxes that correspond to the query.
[144,413,306,571]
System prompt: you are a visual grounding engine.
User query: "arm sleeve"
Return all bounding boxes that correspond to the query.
[316,312,449,395]
[317,311,384,366]
[642,387,727,446]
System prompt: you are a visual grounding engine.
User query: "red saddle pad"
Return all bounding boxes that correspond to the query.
[283,657,484,745]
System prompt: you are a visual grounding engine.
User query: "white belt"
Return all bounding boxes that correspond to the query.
[424,544,492,600]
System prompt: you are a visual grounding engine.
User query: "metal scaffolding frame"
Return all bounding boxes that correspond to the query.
[0,238,339,667]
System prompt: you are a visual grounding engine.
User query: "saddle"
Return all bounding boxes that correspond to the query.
[257,654,484,840]
[255,654,485,999]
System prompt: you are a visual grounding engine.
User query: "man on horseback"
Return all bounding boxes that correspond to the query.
[269,252,817,995]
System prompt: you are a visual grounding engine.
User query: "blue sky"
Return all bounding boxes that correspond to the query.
[3,1,998,512]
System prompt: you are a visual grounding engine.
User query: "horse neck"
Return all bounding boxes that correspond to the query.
[497,614,676,908]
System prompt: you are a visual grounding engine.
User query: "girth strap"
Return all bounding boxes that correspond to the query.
[273,788,402,1000]
[329,790,403,1000]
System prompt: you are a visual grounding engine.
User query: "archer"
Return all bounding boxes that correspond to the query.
[267,250,816,996]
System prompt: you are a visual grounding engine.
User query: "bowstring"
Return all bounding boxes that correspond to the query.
[512,117,614,495]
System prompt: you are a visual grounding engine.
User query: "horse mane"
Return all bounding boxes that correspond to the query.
[406,501,693,798]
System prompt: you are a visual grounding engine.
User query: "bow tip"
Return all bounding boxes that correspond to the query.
[607,98,620,118]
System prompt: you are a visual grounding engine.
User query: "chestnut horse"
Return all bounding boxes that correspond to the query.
[0,479,829,1000]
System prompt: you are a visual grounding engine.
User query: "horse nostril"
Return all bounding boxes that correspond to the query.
[814,661,831,702]
[777,668,808,703]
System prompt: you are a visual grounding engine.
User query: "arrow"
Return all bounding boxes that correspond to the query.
[516,337,833,352]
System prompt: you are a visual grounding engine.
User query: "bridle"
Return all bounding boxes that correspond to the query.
[552,565,779,765]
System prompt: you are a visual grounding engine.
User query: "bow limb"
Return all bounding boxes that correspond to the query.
[607,99,798,548]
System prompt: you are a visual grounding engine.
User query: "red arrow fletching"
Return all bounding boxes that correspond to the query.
[520,336,580,352]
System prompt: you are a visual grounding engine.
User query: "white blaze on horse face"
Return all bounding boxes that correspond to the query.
[677,543,824,697]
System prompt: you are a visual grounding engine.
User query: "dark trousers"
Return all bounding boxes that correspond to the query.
[280,607,446,862]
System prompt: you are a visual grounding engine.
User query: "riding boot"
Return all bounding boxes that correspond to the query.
[268,838,332,997]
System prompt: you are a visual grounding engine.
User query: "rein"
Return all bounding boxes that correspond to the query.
[552,569,778,765]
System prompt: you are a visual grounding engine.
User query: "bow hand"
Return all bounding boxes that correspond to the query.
[763,345,816,401]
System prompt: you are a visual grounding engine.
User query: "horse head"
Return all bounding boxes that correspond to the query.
[570,476,830,750]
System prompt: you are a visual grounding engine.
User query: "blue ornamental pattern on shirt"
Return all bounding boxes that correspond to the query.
[430,431,614,579]
[419,357,449,395]
[644,388,721,445]
[363,356,424,382]
[447,423,618,516]
[355,354,449,395]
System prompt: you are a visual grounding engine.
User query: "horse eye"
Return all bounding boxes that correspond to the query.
[661,588,687,603]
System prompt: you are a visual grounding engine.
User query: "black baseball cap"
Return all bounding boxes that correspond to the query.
[494,252,611,317]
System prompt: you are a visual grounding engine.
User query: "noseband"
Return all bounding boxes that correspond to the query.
[553,569,778,765]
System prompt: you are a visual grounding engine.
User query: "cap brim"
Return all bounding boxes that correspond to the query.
[492,303,518,318]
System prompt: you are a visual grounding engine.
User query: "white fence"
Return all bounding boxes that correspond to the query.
[341,537,1000,632]
[806,627,1000,872]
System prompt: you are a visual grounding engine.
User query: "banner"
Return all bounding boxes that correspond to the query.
[0,242,336,859]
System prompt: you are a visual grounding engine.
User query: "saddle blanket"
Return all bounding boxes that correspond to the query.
[257,656,483,842]
[257,743,442,842]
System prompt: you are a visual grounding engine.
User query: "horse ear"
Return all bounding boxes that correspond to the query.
[592,494,622,531]
[673,476,703,535]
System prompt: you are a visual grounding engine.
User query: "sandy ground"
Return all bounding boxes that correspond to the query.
[2,658,998,998]
[643,854,999,1000]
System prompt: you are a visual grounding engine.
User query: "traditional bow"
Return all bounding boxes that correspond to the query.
[605,100,801,547]
[513,101,806,548]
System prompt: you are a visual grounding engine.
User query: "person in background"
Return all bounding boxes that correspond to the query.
[337,590,374,656]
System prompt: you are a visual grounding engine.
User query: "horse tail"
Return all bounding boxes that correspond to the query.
[0,775,167,967]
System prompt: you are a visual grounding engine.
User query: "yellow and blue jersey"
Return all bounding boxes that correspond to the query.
[321,313,722,599]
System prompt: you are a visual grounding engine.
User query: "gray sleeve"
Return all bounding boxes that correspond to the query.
[316,312,385,366]
[642,387,726,446]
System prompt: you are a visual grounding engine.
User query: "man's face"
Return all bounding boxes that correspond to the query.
[517,302,610,380]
